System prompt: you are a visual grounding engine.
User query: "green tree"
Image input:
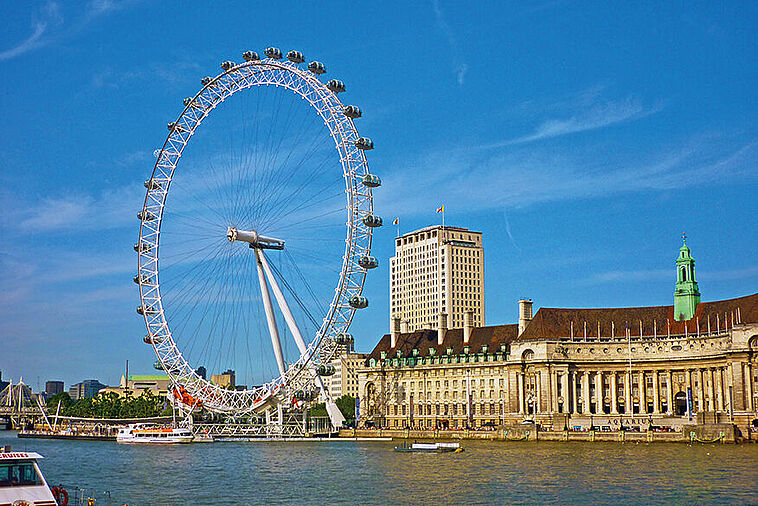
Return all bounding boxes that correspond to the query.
[309,402,328,417]
[335,395,356,421]
[45,392,73,411]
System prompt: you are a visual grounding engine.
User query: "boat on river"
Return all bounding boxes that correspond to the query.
[0,446,58,506]
[116,423,194,444]
[393,442,463,453]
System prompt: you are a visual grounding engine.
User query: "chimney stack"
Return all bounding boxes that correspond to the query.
[391,316,401,348]
[464,310,474,344]
[400,319,409,334]
[518,299,533,336]
[437,312,448,345]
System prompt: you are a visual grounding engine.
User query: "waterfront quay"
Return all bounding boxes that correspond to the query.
[342,420,738,444]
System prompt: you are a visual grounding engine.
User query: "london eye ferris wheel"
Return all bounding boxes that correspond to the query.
[134,47,382,422]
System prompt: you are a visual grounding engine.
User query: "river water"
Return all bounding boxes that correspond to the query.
[2,431,757,505]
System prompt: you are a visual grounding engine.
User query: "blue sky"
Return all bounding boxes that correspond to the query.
[1,1,756,389]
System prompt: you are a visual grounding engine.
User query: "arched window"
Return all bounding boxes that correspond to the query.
[680,266,687,282]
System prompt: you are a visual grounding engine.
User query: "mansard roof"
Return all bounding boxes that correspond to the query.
[518,292,758,341]
[365,324,519,363]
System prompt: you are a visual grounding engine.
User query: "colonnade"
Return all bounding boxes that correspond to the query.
[515,365,748,415]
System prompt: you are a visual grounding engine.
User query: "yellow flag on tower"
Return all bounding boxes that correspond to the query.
[436,205,444,213]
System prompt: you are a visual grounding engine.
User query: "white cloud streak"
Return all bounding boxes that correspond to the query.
[0,22,48,61]
[375,137,758,218]
[486,98,662,147]
[432,0,468,86]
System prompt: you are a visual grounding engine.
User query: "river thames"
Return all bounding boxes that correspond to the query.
[2,432,757,505]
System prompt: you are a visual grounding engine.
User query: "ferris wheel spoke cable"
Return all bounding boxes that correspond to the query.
[255,154,339,228]
[263,187,344,232]
[252,119,335,223]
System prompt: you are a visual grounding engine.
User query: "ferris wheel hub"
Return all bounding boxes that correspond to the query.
[226,226,285,250]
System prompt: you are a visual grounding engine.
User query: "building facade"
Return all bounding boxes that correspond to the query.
[359,241,758,436]
[390,226,484,332]
[325,342,366,399]
[68,379,107,400]
[45,381,64,395]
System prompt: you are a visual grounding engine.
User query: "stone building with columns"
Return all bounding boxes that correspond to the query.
[357,240,758,436]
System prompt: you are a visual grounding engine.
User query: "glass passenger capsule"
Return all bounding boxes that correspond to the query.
[343,105,362,119]
[143,335,164,345]
[133,242,152,253]
[334,333,355,345]
[137,211,156,221]
[220,61,235,71]
[201,76,214,86]
[361,174,381,187]
[287,50,305,63]
[361,214,383,228]
[167,122,187,133]
[307,61,326,74]
[144,179,162,190]
[326,79,345,93]
[349,295,369,309]
[264,47,283,59]
[137,305,158,315]
[153,360,164,371]
[243,50,260,61]
[354,137,374,150]
[183,97,201,108]
[133,274,150,284]
[316,364,336,376]
[358,255,379,269]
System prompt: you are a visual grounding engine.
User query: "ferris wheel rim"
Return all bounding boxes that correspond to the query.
[135,55,375,414]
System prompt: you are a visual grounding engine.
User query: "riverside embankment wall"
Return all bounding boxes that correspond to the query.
[340,424,739,443]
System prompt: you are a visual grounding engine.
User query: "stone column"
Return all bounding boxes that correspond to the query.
[595,371,603,414]
[708,368,715,411]
[560,372,569,413]
[611,372,618,414]
[745,362,755,411]
[535,371,542,413]
[715,368,724,412]
[570,371,577,414]
[698,369,706,412]
[582,371,591,414]
[652,370,660,414]
[666,370,673,414]
[517,372,524,414]
[731,362,745,412]
[639,371,646,413]
[624,371,631,414]
[686,369,693,416]
[551,370,559,413]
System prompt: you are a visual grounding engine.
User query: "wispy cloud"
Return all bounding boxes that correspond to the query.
[91,60,202,89]
[376,136,758,217]
[0,1,131,62]
[486,97,662,147]
[585,265,758,285]
[11,183,143,233]
[0,1,63,61]
[432,0,468,86]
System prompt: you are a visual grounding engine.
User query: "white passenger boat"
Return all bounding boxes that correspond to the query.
[116,423,194,444]
[393,442,463,453]
[0,447,58,506]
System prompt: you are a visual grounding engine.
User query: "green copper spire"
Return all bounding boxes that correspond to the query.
[674,233,700,321]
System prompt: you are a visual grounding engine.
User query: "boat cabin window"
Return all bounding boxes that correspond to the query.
[0,462,43,487]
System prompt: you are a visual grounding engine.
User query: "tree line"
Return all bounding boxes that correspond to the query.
[45,390,170,418]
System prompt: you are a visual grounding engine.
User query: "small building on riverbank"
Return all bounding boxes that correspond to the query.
[357,238,758,439]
